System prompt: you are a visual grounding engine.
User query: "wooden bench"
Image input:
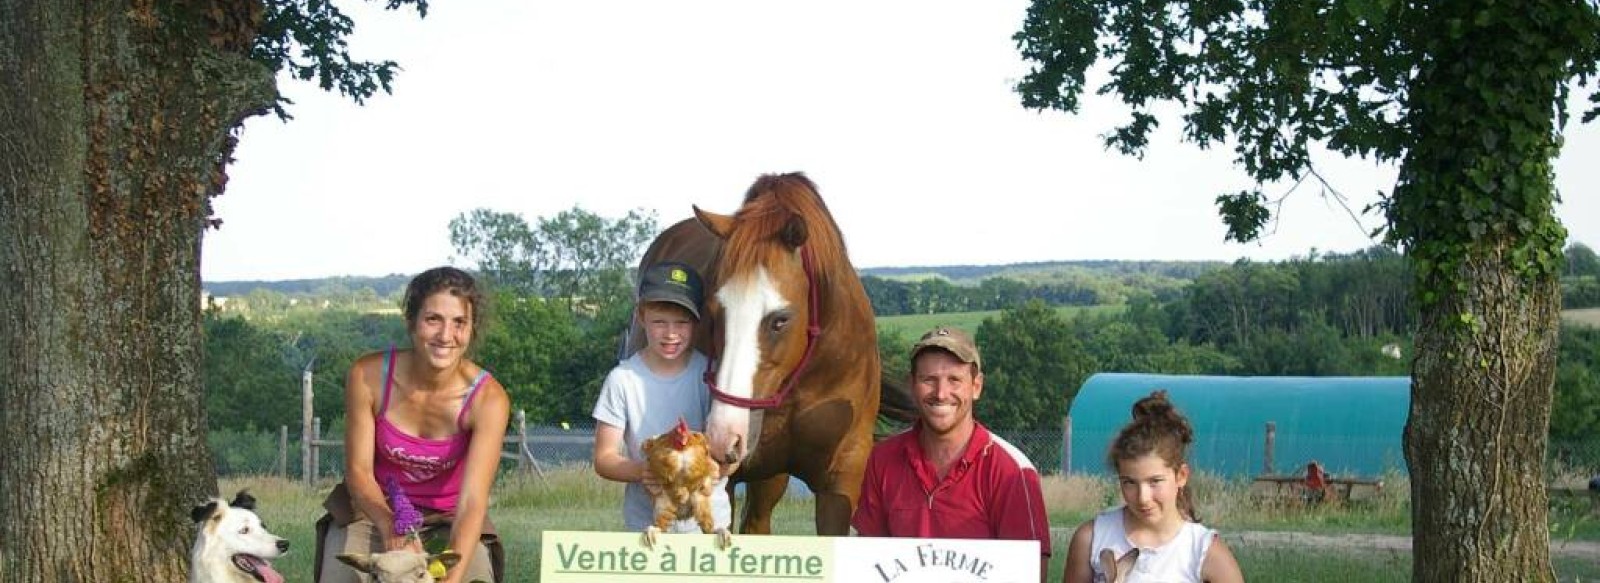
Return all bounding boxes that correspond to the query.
[1251,474,1385,502]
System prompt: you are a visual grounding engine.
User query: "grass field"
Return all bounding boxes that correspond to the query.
[1565,307,1600,328]
[876,305,1125,336]
[230,466,1600,582]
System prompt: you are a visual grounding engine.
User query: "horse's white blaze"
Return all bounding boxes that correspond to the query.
[705,267,787,463]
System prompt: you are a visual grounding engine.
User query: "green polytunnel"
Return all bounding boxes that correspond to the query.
[1065,373,1410,478]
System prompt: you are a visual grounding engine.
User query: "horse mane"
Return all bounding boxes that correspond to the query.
[720,172,854,287]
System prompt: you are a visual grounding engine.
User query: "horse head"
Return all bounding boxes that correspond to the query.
[695,173,841,465]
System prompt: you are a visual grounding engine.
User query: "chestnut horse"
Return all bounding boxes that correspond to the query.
[629,173,903,535]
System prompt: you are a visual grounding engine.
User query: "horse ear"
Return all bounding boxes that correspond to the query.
[780,215,808,248]
[694,205,734,239]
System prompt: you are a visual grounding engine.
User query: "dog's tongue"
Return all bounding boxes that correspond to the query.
[234,555,284,583]
[254,559,283,583]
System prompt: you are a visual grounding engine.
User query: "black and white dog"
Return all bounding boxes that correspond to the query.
[189,490,288,583]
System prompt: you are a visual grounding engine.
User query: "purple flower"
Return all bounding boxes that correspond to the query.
[384,476,423,537]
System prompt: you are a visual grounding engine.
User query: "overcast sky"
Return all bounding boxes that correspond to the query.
[200,0,1600,282]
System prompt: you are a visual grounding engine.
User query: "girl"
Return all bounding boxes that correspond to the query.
[1063,390,1243,583]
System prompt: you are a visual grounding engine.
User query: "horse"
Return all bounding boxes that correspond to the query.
[628,172,913,535]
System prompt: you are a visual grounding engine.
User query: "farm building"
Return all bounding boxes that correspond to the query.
[1065,373,1410,479]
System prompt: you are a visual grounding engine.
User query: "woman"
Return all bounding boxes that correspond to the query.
[316,267,510,583]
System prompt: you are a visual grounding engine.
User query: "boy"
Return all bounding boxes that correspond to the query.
[591,261,732,533]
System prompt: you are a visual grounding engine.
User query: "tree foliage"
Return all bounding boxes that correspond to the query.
[449,206,658,311]
[974,300,1093,429]
[253,0,430,118]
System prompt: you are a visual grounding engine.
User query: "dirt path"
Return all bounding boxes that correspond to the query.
[1051,528,1600,560]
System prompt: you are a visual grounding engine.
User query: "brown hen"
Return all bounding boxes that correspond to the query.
[640,417,729,549]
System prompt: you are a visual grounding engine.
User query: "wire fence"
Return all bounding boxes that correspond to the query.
[208,422,1600,482]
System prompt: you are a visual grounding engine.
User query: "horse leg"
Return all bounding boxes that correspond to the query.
[738,473,789,535]
[812,487,855,536]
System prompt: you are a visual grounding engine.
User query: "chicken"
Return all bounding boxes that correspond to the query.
[640,417,730,549]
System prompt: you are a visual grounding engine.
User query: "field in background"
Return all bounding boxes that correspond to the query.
[231,466,1600,582]
[885,306,1596,334]
[877,305,1125,336]
[1565,307,1600,328]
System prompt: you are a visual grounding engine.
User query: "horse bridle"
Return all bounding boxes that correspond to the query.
[705,245,822,410]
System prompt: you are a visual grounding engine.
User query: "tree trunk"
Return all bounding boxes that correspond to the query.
[1399,2,1570,580]
[1405,251,1559,582]
[0,1,274,580]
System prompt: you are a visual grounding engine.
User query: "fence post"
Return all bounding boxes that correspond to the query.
[278,425,288,479]
[302,360,314,487]
[1060,415,1072,475]
[516,410,529,473]
[312,416,322,486]
[1264,421,1276,475]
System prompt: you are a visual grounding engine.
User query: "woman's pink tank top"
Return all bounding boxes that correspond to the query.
[372,348,489,511]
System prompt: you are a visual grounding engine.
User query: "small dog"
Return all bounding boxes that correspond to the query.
[338,549,461,583]
[189,490,288,583]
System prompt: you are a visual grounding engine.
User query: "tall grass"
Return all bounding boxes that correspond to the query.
[228,466,1600,582]
[1563,307,1600,328]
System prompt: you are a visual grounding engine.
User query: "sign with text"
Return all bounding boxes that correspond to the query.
[539,531,1039,583]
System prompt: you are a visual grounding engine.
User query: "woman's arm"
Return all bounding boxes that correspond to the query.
[1062,521,1095,583]
[1201,534,1244,583]
[342,353,411,552]
[441,376,510,583]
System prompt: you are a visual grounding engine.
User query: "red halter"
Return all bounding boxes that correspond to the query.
[705,246,822,410]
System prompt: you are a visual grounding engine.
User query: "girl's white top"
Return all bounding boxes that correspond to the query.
[1088,506,1216,583]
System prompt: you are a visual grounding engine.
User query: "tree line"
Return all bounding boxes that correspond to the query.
[202,229,1600,461]
[859,243,1600,318]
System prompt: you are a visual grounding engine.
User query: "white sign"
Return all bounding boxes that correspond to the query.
[540,531,1040,583]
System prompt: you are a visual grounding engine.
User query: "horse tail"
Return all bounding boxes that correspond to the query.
[877,371,920,424]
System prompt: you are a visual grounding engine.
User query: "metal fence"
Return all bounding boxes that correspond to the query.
[208,420,1600,481]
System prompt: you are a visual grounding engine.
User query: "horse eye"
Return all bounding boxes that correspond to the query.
[769,314,790,333]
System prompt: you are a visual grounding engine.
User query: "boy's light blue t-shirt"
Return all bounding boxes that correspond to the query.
[592,350,732,532]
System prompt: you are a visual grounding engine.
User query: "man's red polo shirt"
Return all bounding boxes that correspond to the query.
[852,421,1052,557]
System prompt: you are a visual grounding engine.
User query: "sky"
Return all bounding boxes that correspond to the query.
[200,0,1600,282]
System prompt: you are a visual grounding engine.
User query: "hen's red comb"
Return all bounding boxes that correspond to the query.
[672,417,690,449]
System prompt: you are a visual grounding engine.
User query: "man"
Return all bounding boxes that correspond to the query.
[853,326,1052,582]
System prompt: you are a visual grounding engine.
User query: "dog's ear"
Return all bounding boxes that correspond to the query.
[337,553,377,574]
[230,490,257,511]
[431,550,462,569]
[190,500,219,523]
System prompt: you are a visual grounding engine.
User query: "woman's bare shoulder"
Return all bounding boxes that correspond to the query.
[346,350,394,386]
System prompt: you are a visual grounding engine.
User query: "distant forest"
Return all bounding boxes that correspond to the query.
[203,274,413,298]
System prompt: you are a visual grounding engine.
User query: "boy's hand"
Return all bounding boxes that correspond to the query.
[641,466,663,496]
